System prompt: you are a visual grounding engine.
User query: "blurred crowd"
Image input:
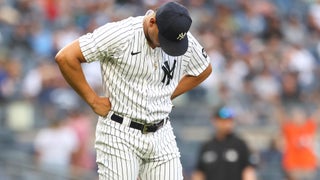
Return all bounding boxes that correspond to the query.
[1,0,320,179]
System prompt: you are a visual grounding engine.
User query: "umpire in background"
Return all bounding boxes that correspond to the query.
[192,105,257,180]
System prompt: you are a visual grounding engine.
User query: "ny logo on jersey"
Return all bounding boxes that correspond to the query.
[161,60,177,85]
[177,32,187,41]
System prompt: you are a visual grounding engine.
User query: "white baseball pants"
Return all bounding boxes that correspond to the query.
[95,113,183,180]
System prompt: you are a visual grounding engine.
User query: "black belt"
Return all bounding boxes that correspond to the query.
[110,113,167,134]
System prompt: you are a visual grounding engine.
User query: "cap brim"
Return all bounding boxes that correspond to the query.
[159,33,188,56]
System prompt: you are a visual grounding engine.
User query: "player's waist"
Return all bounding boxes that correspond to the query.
[107,111,169,134]
[108,101,173,122]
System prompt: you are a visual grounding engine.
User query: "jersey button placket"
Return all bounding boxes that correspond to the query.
[143,79,151,122]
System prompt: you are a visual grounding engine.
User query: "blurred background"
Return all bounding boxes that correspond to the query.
[1,0,320,179]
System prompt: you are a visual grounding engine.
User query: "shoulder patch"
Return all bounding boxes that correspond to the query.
[202,48,208,58]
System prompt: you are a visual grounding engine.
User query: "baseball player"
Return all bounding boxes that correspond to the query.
[55,2,212,180]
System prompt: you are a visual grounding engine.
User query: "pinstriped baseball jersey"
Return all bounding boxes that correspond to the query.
[79,16,210,123]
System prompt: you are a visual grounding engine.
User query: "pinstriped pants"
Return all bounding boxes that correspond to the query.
[95,114,183,180]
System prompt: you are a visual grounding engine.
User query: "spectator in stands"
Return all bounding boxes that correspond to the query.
[258,137,284,180]
[277,105,318,180]
[66,109,96,175]
[285,44,317,93]
[192,105,256,180]
[279,71,302,107]
[252,65,280,103]
[34,111,79,178]
[0,58,23,101]
[307,0,320,33]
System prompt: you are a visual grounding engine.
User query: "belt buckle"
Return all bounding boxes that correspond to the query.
[142,124,150,134]
[141,119,165,134]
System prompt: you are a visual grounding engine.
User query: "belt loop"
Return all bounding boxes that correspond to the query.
[106,111,113,119]
[122,116,131,126]
[164,117,169,125]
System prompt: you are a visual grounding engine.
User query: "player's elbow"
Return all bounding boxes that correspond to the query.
[55,50,65,66]
[55,41,74,65]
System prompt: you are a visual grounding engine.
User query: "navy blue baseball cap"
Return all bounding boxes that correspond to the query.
[156,2,192,56]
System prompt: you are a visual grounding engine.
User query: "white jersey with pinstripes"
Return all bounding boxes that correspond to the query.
[79,16,209,123]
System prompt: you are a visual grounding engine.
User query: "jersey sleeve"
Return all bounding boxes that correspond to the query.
[78,18,133,63]
[184,33,210,76]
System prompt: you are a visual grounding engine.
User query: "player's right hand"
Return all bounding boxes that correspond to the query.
[90,96,111,117]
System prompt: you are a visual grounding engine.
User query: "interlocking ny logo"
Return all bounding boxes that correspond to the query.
[161,60,177,85]
[177,32,186,41]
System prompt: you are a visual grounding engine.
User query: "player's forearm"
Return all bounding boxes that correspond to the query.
[55,41,98,106]
[171,64,212,100]
[56,57,97,105]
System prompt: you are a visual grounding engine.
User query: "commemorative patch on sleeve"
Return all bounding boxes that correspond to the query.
[202,48,208,58]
